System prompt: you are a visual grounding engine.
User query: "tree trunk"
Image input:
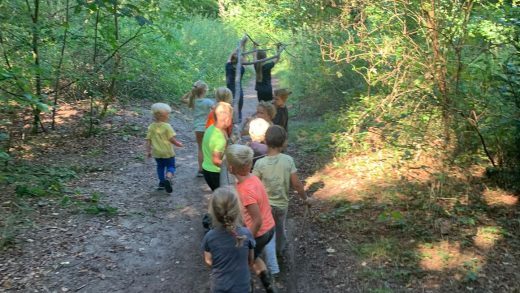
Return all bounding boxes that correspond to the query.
[51,0,70,130]
[93,9,100,64]
[27,0,45,133]
[103,1,120,116]
[426,0,450,151]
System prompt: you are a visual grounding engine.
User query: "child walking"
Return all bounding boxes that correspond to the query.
[201,186,255,293]
[186,80,214,177]
[242,101,277,136]
[146,103,183,193]
[248,117,270,166]
[205,87,233,137]
[226,144,278,293]
[272,88,291,133]
[253,125,310,257]
[202,102,234,191]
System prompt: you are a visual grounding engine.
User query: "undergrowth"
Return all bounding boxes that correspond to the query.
[291,119,520,290]
[0,162,117,250]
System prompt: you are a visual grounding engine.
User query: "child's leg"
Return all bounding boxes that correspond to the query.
[263,233,280,274]
[238,92,244,120]
[253,228,277,292]
[272,206,288,255]
[202,170,220,191]
[165,157,176,178]
[155,158,166,183]
[195,131,204,172]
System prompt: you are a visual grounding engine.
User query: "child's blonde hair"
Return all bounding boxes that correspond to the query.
[214,102,233,122]
[186,80,208,109]
[249,118,270,142]
[151,103,171,120]
[215,87,233,103]
[225,144,253,174]
[209,186,245,247]
[257,101,276,120]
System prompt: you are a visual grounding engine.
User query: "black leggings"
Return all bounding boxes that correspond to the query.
[202,169,220,191]
[254,227,275,259]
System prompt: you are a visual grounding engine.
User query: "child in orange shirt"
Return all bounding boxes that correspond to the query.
[205,87,233,136]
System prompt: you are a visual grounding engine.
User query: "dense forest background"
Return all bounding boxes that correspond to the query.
[1,0,519,170]
[1,1,519,291]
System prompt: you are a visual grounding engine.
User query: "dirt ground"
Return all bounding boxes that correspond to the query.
[0,79,336,293]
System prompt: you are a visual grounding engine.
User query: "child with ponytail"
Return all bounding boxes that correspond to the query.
[185,80,214,177]
[201,186,255,293]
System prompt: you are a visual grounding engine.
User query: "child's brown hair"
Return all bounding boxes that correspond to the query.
[274,88,292,102]
[257,101,276,120]
[215,87,233,103]
[186,80,208,109]
[265,125,287,148]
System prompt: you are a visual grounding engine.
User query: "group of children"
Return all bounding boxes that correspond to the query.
[145,75,305,292]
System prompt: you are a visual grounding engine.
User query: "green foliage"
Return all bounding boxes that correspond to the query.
[82,192,118,216]
[109,15,240,102]
[0,215,17,250]
[0,0,240,141]
[60,191,118,216]
[219,0,520,170]
[377,210,405,227]
[1,164,77,198]
[290,120,334,159]
[319,199,364,221]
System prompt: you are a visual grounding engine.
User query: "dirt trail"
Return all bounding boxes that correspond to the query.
[0,76,340,293]
[0,79,234,292]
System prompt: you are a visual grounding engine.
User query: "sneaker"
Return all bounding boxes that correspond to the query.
[196,171,204,178]
[157,182,165,191]
[164,178,173,193]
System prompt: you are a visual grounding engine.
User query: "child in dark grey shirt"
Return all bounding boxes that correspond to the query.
[272,88,291,133]
[201,187,255,293]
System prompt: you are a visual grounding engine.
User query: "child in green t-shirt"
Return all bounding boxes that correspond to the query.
[146,103,183,193]
[253,125,310,256]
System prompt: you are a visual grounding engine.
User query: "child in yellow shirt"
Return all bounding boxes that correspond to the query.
[146,103,183,193]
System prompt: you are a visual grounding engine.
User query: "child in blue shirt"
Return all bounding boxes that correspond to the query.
[185,80,214,177]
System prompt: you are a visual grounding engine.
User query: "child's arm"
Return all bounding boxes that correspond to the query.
[290,172,310,204]
[211,151,223,167]
[169,136,183,147]
[245,203,263,237]
[145,139,152,158]
[203,251,212,267]
[248,249,254,268]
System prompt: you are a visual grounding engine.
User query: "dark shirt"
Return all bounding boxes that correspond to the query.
[273,106,288,132]
[255,62,275,101]
[201,226,255,293]
[225,62,245,97]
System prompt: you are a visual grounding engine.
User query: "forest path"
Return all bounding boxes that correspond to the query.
[0,77,338,293]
